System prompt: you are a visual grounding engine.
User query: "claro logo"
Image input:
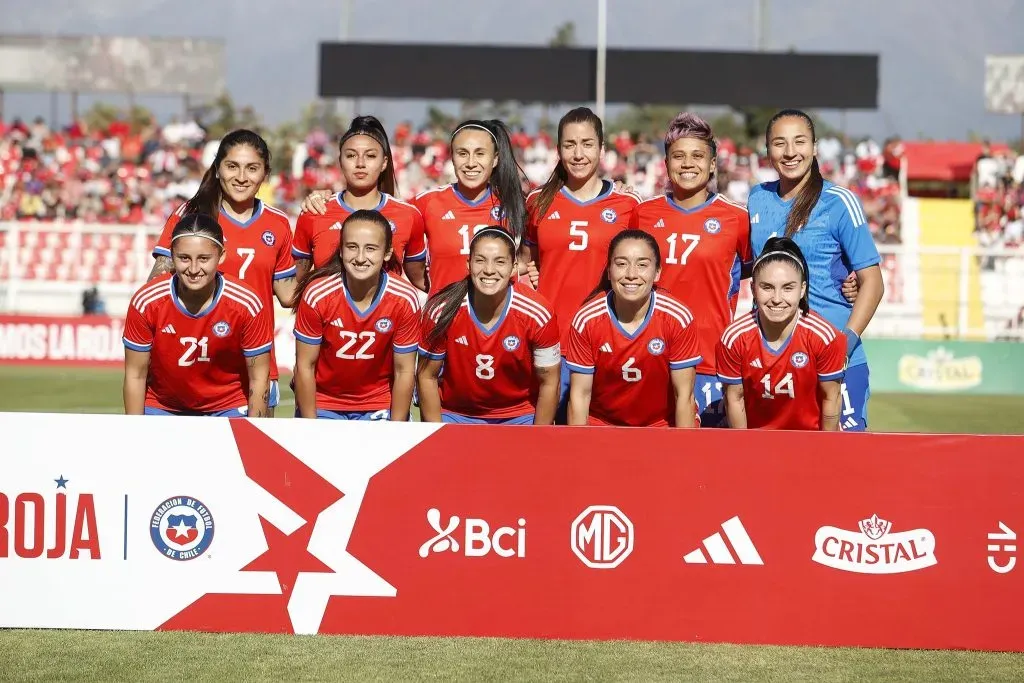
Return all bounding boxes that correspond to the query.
[418,508,526,558]
[812,513,937,574]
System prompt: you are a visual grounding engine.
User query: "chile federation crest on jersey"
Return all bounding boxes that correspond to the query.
[490,205,504,221]
[261,230,276,246]
[601,208,618,223]
[648,338,666,355]
[703,218,722,234]
[375,318,393,333]
[212,320,231,337]
[791,351,809,368]
[503,335,521,352]
[150,496,216,561]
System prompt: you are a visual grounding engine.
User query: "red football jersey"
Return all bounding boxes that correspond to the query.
[154,200,294,381]
[419,286,560,419]
[566,291,701,427]
[413,184,505,296]
[716,310,847,430]
[630,193,753,376]
[293,272,421,412]
[527,182,640,346]
[123,273,273,413]
[292,192,427,270]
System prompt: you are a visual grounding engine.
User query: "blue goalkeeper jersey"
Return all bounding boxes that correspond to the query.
[748,180,880,368]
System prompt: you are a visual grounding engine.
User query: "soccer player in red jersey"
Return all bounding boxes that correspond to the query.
[716,237,846,430]
[630,113,752,428]
[149,130,294,413]
[292,210,421,420]
[411,119,527,295]
[417,228,561,425]
[124,215,273,417]
[293,116,427,292]
[522,107,640,415]
[566,230,700,428]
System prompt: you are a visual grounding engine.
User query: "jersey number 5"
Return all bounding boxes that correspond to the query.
[568,221,589,251]
[760,372,795,399]
[178,336,210,367]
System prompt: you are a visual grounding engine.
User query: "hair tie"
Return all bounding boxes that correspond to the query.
[754,250,804,274]
[171,231,224,249]
[452,123,498,145]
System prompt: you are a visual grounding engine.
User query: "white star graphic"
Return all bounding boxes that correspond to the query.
[170,520,193,540]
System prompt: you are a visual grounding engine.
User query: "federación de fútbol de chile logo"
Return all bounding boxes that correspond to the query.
[151,496,215,561]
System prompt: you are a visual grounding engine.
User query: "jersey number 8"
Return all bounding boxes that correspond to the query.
[475,354,495,380]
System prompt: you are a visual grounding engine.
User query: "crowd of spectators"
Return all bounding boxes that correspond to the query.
[973,143,1024,251]
[0,113,901,243]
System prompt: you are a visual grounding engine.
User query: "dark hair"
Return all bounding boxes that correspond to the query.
[752,236,810,314]
[450,119,527,246]
[530,107,605,221]
[182,129,270,218]
[339,115,397,196]
[291,210,397,307]
[587,229,661,301]
[765,109,823,238]
[423,227,517,347]
[169,213,225,253]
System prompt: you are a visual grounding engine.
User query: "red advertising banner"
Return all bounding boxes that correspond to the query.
[145,421,1024,652]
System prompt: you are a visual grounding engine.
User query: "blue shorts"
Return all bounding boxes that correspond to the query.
[695,373,727,428]
[143,406,247,417]
[268,380,280,409]
[315,408,391,421]
[839,364,870,432]
[555,359,571,425]
[441,412,535,425]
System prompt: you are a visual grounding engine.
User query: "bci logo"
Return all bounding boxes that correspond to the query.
[418,508,526,558]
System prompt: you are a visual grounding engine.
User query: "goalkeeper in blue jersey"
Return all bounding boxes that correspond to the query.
[747,109,884,432]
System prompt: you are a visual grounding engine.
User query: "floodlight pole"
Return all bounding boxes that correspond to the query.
[596,0,607,123]
[336,0,354,126]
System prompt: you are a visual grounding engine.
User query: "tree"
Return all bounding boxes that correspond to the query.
[549,21,576,48]
[609,105,687,139]
[82,102,120,134]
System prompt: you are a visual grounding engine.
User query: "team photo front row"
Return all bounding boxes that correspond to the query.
[122,105,882,430]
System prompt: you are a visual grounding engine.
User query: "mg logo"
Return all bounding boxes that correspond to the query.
[571,505,634,569]
[418,508,526,558]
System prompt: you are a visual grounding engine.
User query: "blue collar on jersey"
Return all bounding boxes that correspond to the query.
[560,179,613,206]
[467,286,512,336]
[337,192,387,213]
[219,199,264,228]
[344,271,388,318]
[170,273,224,319]
[756,309,798,356]
[452,184,492,207]
[606,289,656,341]
[665,191,717,215]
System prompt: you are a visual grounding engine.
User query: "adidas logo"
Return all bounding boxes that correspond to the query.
[329,221,343,231]
[751,213,760,224]
[161,324,176,334]
[599,342,613,353]
[750,358,762,368]
[549,211,560,220]
[842,417,859,431]
[455,335,469,346]
[329,318,345,328]
[653,218,665,228]
[683,516,763,565]
[441,210,456,220]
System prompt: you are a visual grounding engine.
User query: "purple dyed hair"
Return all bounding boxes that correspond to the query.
[663,112,717,157]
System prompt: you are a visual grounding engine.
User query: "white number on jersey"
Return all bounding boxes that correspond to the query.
[336,331,376,360]
[700,379,722,405]
[621,357,642,382]
[459,224,490,255]
[236,248,256,279]
[760,372,795,399]
[568,220,589,251]
[178,336,210,367]
[475,354,495,380]
[840,382,856,416]
[664,233,700,265]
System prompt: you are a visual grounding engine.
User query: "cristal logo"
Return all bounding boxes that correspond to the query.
[0,475,101,560]
[571,505,633,569]
[812,513,937,574]
[418,508,526,558]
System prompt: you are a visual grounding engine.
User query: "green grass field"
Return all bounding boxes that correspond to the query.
[2,365,1023,681]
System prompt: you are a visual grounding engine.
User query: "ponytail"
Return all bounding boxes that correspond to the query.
[530,107,605,221]
[764,109,824,238]
[290,209,397,308]
[423,227,516,347]
[182,129,270,219]
[340,115,397,196]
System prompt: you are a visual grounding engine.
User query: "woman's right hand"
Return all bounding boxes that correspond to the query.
[300,189,334,215]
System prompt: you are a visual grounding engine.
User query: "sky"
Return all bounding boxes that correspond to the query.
[1,0,1023,142]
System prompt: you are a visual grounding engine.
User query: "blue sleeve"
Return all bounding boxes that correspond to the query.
[831,188,880,272]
